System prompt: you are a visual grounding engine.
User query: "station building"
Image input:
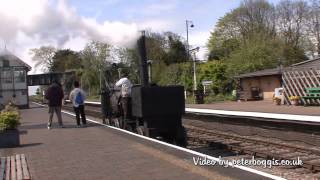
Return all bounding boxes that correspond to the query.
[236,68,282,101]
[236,57,320,104]
[0,49,31,108]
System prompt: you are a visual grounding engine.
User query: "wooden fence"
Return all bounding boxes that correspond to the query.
[282,67,320,105]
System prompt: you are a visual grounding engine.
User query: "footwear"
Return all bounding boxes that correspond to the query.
[47,126,51,130]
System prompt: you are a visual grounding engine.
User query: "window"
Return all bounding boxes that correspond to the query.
[2,70,12,83]
[2,60,9,67]
[14,70,26,83]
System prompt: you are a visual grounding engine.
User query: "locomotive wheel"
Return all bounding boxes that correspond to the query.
[114,118,120,128]
[174,126,188,147]
[105,118,111,125]
[136,126,144,135]
[102,117,110,125]
[126,125,133,132]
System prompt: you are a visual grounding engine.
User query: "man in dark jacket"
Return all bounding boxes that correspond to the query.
[45,80,64,129]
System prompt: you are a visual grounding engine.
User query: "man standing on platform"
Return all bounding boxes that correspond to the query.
[45,80,64,129]
[115,73,132,121]
[69,81,87,127]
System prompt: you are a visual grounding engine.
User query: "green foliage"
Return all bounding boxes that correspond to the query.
[204,94,235,104]
[226,37,281,76]
[207,0,309,83]
[198,61,228,94]
[80,41,111,95]
[0,104,20,131]
[185,95,195,104]
[166,34,188,64]
[36,88,40,95]
[29,95,43,103]
[51,49,81,72]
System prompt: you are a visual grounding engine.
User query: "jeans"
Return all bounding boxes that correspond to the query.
[48,106,63,127]
[74,105,86,126]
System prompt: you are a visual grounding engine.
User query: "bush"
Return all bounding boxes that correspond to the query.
[0,111,20,131]
[185,95,195,104]
[3,102,19,113]
[204,93,235,104]
[0,103,20,131]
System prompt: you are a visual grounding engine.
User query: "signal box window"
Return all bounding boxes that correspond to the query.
[14,70,26,83]
[2,70,12,83]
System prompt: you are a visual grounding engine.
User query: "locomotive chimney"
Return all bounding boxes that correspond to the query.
[137,31,149,87]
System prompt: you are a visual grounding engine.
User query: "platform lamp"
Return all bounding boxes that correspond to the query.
[185,20,194,99]
[190,47,200,92]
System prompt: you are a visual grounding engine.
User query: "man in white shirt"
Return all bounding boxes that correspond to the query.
[115,73,132,121]
[115,76,132,97]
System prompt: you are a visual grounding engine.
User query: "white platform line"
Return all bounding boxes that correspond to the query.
[32,102,286,180]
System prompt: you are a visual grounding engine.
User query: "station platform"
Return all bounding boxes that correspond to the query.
[186,101,320,123]
[0,103,276,180]
[187,100,319,116]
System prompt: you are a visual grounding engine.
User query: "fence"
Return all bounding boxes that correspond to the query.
[282,67,320,105]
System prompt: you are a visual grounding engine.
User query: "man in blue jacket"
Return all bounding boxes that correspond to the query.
[69,81,87,127]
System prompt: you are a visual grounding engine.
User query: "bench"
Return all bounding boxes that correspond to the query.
[0,154,31,180]
[302,87,320,100]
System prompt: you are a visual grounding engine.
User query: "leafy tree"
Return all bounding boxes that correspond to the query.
[51,49,81,72]
[80,41,111,95]
[165,33,188,64]
[198,61,228,94]
[29,46,56,72]
[226,37,282,76]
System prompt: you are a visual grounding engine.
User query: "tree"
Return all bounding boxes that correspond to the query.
[165,32,188,64]
[51,49,81,72]
[276,0,309,48]
[80,41,111,95]
[29,46,56,72]
[308,0,320,55]
[226,37,282,76]
[199,61,228,94]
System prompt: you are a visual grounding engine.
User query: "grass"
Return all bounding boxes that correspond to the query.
[86,95,100,102]
[186,93,236,104]
[29,95,43,103]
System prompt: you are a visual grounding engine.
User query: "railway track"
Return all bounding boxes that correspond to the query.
[185,122,320,170]
[60,102,320,179]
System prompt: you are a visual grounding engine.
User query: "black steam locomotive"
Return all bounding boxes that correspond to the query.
[100,33,187,146]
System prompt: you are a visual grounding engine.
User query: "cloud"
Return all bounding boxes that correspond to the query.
[0,0,142,71]
[188,31,211,60]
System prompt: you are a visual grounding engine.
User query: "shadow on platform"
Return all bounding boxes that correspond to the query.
[19,142,43,148]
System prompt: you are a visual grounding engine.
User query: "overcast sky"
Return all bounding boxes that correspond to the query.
[0,0,282,74]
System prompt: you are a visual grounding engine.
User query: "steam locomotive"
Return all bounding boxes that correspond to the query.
[100,32,187,146]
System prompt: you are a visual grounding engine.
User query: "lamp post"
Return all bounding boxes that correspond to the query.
[185,20,194,99]
[190,47,200,91]
[186,20,194,62]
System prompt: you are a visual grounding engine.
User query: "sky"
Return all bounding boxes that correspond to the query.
[0,0,282,75]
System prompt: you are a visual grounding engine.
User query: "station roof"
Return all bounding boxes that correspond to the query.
[236,68,282,78]
[0,49,32,71]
